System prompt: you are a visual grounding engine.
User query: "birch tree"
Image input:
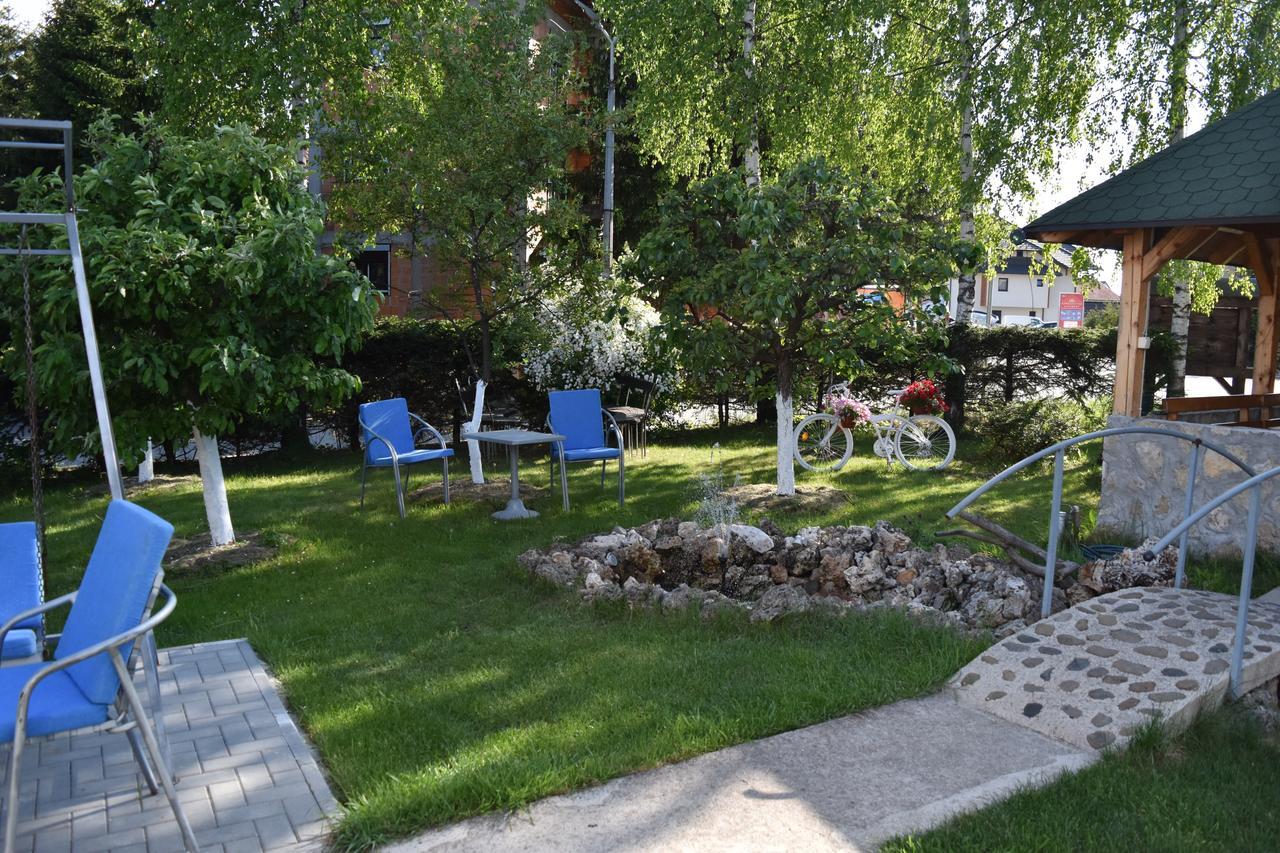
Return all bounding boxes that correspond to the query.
[1096,0,1280,397]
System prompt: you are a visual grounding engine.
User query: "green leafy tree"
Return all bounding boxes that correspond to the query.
[0,3,25,116]
[867,0,1121,327]
[139,0,372,142]
[21,0,154,145]
[2,119,379,543]
[324,0,590,383]
[1095,0,1280,396]
[627,159,974,495]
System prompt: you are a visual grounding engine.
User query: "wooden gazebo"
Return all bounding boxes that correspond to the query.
[1024,88,1280,417]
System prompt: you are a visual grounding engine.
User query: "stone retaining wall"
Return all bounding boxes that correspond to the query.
[1098,414,1280,557]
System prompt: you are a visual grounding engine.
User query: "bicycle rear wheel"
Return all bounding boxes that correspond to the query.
[793,414,853,472]
[893,415,956,471]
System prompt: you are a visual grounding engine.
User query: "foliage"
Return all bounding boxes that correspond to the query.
[0,117,379,465]
[520,284,672,395]
[316,316,474,448]
[1084,302,1120,329]
[948,324,1121,408]
[324,0,590,384]
[140,0,371,142]
[968,396,1109,466]
[0,3,24,118]
[19,0,153,150]
[628,158,972,491]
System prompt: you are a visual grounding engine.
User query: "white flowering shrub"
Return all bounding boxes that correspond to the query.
[522,291,674,393]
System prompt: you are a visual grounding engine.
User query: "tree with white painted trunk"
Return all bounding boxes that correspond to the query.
[3,118,378,545]
[628,160,974,495]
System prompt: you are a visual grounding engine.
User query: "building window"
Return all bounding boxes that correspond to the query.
[1029,310,1037,317]
[992,309,1003,324]
[997,277,1009,291]
[1036,277,1045,287]
[357,246,391,294]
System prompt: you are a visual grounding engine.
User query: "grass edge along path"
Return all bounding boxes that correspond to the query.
[881,708,1280,853]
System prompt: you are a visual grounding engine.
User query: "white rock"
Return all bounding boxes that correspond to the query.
[729,524,775,554]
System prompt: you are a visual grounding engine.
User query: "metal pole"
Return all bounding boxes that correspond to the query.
[1229,484,1262,696]
[572,0,616,276]
[1041,449,1065,619]
[66,213,124,500]
[1175,442,1202,589]
[602,36,616,275]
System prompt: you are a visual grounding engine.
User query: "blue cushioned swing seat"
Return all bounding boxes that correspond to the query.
[0,522,43,660]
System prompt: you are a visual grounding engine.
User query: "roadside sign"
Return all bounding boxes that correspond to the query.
[1059,292,1084,328]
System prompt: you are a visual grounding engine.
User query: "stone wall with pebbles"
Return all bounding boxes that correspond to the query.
[950,587,1280,751]
[518,518,1176,636]
[1099,415,1280,556]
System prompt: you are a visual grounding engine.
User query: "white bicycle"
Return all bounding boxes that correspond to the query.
[792,382,956,472]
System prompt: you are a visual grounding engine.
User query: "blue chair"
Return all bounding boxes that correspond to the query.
[0,500,198,851]
[359,397,454,518]
[548,389,625,507]
[0,522,43,661]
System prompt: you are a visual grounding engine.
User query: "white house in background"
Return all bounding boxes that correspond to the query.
[948,240,1080,325]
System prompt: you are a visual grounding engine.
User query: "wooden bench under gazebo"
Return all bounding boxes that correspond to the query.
[1021,87,1280,556]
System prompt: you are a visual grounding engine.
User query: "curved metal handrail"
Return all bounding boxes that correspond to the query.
[1142,465,1280,697]
[944,424,1257,621]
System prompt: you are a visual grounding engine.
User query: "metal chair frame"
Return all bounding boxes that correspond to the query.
[547,408,626,507]
[359,411,451,518]
[0,578,198,851]
[608,375,655,458]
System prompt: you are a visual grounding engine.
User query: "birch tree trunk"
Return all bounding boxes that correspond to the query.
[742,0,762,187]
[137,438,154,484]
[193,427,235,546]
[953,0,977,325]
[1167,0,1191,398]
[774,354,795,496]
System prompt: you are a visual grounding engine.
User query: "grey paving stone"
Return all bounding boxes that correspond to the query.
[4,640,337,852]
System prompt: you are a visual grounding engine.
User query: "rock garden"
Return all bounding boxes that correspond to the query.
[519,518,1179,637]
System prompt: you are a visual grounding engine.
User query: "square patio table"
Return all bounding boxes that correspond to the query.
[462,429,569,519]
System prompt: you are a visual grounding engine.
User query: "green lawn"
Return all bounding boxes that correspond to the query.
[883,709,1280,852]
[0,425,1268,849]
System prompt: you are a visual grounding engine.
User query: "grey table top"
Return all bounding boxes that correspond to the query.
[462,429,566,447]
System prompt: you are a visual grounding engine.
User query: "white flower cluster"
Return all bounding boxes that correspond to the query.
[522,295,673,393]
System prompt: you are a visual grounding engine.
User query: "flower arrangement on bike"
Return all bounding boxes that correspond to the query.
[898,378,948,416]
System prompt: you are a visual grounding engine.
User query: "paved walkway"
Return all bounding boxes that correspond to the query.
[951,586,1280,750]
[388,694,1093,852]
[4,639,338,853]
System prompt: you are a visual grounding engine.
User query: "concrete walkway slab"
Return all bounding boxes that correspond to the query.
[387,694,1092,853]
[951,587,1280,751]
[3,639,339,853]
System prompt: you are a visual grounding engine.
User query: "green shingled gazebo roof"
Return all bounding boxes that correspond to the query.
[1025,88,1280,251]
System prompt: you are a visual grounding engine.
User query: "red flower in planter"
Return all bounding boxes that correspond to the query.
[898,379,948,415]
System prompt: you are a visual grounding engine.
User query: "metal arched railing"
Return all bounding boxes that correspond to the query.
[1143,465,1280,696]
[945,425,1256,621]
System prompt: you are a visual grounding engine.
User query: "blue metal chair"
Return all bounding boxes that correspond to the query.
[359,397,454,518]
[0,522,42,661]
[548,389,625,507]
[0,500,198,851]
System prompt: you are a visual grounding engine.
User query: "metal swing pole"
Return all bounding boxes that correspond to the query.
[2,117,124,500]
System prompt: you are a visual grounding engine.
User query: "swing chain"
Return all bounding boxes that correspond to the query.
[19,224,47,571]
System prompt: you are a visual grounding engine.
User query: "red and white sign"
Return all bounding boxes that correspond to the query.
[1058,292,1085,329]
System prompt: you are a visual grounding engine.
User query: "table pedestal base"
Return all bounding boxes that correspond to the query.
[493,499,539,520]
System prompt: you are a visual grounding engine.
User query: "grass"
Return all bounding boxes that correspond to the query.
[882,709,1280,852]
[1,423,1272,848]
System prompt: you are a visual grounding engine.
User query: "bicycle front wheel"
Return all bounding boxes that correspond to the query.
[793,414,854,472]
[894,415,956,471]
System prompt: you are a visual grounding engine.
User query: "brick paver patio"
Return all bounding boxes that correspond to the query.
[3,639,339,853]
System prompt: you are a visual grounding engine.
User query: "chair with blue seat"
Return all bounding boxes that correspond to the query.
[0,522,43,662]
[0,500,198,851]
[548,389,625,508]
[359,397,454,518]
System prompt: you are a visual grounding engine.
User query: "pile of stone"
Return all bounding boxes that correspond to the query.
[518,518,1177,636]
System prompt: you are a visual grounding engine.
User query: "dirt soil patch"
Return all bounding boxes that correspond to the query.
[410,477,552,505]
[86,473,202,498]
[725,482,852,515]
[165,529,285,573]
